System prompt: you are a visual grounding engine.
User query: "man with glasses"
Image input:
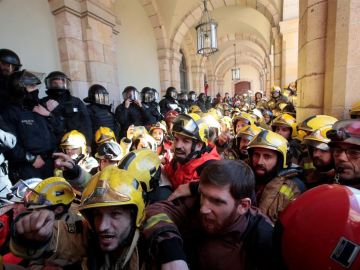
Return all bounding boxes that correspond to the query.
[328,119,360,188]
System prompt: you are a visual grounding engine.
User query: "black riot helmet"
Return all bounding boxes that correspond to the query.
[141,87,158,103]
[165,87,178,99]
[0,49,22,73]
[198,93,206,102]
[83,84,109,105]
[45,71,71,95]
[179,92,188,101]
[7,70,41,101]
[122,86,140,101]
[188,91,196,101]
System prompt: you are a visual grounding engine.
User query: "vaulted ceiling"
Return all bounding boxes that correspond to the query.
[139,0,292,85]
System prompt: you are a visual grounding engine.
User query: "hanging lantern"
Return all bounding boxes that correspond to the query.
[196,0,218,56]
[232,43,240,80]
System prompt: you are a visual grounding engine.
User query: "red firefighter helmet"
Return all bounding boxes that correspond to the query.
[277,184,360,269]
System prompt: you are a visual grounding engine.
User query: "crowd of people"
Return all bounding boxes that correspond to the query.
[0,47,360,270]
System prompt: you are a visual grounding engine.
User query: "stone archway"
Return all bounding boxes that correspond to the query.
[171,0,280,53]
[139,0,280,92]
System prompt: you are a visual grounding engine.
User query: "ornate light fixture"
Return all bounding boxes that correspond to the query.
[232,43,240,80]
[196,0,218,56]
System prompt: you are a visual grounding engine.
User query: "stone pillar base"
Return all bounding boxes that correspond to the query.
[296,107,323,123]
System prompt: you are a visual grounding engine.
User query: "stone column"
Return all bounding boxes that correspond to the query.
[157,48,172,95]
[272,27,282,87]
[48,0,119,101]
[323,0,360,119]
[191,65,203,93]
[279,19,299,87]
[157,48,184,96]
[259,72,265,92]
[269,45,275,93]
[170,50,182,92]
[297,0,328,122]
[265,67,271,98]
[207,74,216,97]
[199,71,205,95]
[217,79,224,95]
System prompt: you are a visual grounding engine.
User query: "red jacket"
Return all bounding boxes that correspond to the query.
[164,146,220,189]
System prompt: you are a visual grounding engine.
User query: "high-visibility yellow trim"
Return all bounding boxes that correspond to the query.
[144,213,173,229]
[303,162,315,170]
[280,185,295,200]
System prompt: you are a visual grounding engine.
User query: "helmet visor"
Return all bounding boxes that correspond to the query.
[170,91,177,99]
[95,93,109,105]
[95,143,122,161]
[327,128,360,146]
[180,94,188,101]
[45,76,71,90]
[82,180,132,207]
[123,89,139,101]
[23,189,49,208]
[143,91,155,103]
[10,178,42,201]
[173,115,198,139]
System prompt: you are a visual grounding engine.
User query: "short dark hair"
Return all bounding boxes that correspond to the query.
[200,160,255,201]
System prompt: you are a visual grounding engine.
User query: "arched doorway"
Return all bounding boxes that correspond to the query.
[234,81,251,95]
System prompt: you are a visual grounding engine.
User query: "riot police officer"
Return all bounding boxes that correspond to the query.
[115,86,152,138]
[196,92,207,112]
[83,84,120,147]
[40,71,92,144]
[0,49,22,113]
[3,70,58,182]
[141,87,162,125]
[159,86,182,115]
[188,90,197,107]
[178,92,190,112]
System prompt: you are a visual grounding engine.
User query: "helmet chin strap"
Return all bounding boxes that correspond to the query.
[119,228,139,269]
[46,88,69,98]
[176,140,206,165]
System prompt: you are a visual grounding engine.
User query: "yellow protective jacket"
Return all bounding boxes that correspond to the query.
[258,168,306,223]
[10,219,142,270]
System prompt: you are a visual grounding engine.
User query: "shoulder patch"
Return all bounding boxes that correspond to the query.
[66,220,83,234]
[67,222,77,233]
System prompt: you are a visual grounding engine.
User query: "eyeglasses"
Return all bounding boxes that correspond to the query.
[332,147,360,159]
